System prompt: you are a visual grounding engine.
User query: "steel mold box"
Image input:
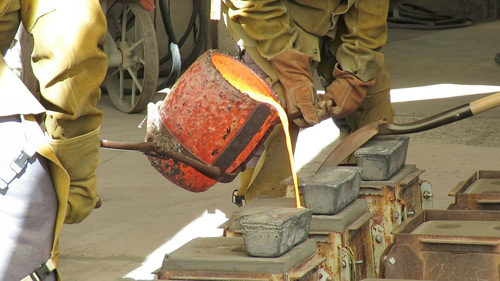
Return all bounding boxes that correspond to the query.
[448,170,500,210]
[383,210,500,281]
[358,164,426,276]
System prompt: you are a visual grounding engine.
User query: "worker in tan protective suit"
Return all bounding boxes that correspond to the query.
[221,0,395,202]
[0,0,107,280]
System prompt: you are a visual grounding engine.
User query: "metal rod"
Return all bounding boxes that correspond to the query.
[378,104,473,135]
[99,139,223,179]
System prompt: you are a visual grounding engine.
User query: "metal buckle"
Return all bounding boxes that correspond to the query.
[0,179,8,190]
[10,150,31,174]
[0,150,32,190]
[21,258,56,281]
[232,189,244,207]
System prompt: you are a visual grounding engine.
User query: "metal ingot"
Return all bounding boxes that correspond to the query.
[354,136,409,181]
[300,166,362,215]
[222,197,369,234]
[239,207,312,257]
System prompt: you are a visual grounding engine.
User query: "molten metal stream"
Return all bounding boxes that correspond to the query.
[212,53,304,208]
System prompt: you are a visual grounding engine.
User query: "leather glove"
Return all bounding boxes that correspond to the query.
[323,64,375,119]
[49,128,100,224]
[142,101,181,155]
[270,50,327,127]
[143,101,163,143]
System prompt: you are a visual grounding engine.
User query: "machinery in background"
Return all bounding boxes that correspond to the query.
[100,0,213,113]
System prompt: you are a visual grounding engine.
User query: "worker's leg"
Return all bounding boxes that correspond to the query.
[223,0,295,59]
[318,0,394,132]
[232,49,301,202]
[316,0,394,164]
[340,0,394,129]
[242,123,300,201]
[22,0,108,223]
[335,0,390,82]
[345,63,394,131]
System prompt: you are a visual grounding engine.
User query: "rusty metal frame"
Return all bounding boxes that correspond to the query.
[311,210,375,281]
[448,170,500,210]
[358,164,426,277]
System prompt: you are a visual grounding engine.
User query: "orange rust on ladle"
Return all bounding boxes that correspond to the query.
[154,51,279,192]
[211,53,304,208]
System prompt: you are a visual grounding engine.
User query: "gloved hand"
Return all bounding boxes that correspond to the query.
[270,50,328,127]
[142,101,181,156]
[143,101,163,143]
[322,64,375,119]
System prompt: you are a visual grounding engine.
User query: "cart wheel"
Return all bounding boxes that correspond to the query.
[104,0,159,113]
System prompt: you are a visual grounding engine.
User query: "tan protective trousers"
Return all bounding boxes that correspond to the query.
[0,0,108,224]
[222,0,394,200]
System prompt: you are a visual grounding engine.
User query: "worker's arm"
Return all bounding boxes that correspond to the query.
[335,0,390,82]
[23,0,108,223]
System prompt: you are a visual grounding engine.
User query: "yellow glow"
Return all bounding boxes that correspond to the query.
[211,53,304,208]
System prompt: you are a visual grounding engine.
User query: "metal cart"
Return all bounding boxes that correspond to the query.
[100,0,211,113]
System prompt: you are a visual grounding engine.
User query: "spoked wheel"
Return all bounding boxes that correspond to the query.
[103,0,159,113]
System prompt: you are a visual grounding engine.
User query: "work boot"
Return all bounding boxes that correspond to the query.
[323,64,375,119]
[270,50,327,127]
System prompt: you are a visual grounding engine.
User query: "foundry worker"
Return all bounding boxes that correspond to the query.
[0,0,107,280]
[221,0,394,202]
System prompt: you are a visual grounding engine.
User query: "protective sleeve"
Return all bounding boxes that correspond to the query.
[224,0,296,59]
[25,0,107,223]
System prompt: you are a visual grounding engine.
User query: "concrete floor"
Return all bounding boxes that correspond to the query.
[58,21,500,280]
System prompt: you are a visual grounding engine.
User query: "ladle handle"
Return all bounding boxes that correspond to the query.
[470,92,500,115]
[99,140,223,179]
[378,91,500,135]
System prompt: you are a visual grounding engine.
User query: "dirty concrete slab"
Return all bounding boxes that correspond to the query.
[223,197,368,234]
